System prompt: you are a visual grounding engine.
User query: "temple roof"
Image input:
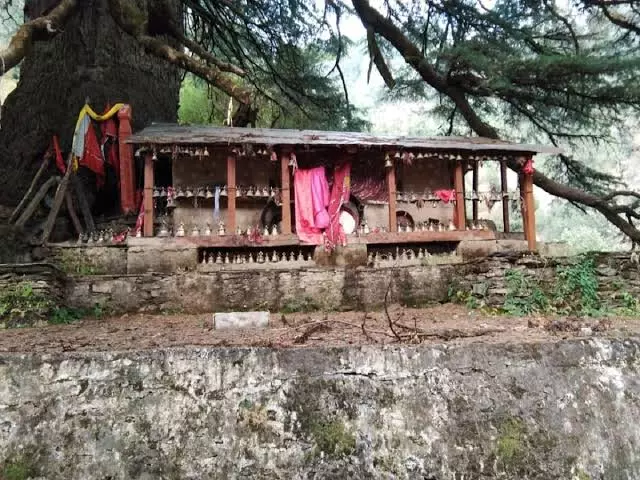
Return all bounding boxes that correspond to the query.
[127,124,562,155]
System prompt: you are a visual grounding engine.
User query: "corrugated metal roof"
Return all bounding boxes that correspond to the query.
[127,124,563,155]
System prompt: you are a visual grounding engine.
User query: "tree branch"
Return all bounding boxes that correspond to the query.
[0,0,77,75]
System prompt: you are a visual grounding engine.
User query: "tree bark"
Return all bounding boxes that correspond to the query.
[0,0,181,207]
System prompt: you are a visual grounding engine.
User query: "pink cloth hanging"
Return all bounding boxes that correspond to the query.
[325,162,351,251]
[294,167,330,244]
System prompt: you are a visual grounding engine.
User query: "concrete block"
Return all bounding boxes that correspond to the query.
[213,311,270,330]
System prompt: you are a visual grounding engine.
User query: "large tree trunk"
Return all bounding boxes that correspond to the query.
[0,0,181,206]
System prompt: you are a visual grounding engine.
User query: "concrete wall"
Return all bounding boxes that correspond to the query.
[1,340,639,479]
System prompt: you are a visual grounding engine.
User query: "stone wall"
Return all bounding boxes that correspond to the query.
[1,339,640,479]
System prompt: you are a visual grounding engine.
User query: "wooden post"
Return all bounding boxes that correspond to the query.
[143,153,154,237]
[9,155,50,224]
[280,154,292,234]
[454,160,466,229]
[118,105,136,214]
[472,161,479,223]
[522,160,536,251]
[41,153,75,244]
[386,161,397,232]
[227,155,237,234]
[500,161,510,233]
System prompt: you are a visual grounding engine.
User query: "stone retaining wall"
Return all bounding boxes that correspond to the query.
[1,340,639,479]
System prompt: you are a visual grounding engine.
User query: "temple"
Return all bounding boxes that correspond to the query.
[125,125,558,265]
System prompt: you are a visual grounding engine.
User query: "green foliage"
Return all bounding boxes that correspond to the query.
[1,456,34,480]
[554,257,600,315]
[281,296,320,314]
[503,269,549,316]
[48,303,106,325]
[310,419,356,458]
[55,250,104,275]
[0,282,53,326]
[495,417,527,468]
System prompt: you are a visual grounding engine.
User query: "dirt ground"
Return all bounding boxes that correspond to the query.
[0,304,639,354]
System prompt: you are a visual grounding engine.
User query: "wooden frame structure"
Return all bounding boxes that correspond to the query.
[128,127,559,251]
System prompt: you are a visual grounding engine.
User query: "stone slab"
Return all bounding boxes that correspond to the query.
[213,311,270,330]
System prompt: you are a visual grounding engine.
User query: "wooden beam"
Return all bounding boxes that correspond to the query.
[41,153,75,244]
[226,155,237,233]
[70,176,95,232]
[386,161,397,232]
[472,161,479,222]
[500,160,510,233]
[118,105,136,214]
[522,163,537,251]
[14,176,60,228]
[454,161,466,230]
[9,154,50,224]
[143,153,154,237]
[65,191,83,235]
[280,154,292,234]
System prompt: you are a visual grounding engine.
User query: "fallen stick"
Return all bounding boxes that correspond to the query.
[9,155,50,224]
[14,176,60,228]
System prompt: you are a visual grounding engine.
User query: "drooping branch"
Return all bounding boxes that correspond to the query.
[351,0,640,243]
[0,0,77,75]
[108,0,251,105]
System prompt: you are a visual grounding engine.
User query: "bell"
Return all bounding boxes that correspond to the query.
[97,231,104,242]
[271,251,278,262]
[160,187,167,197]
[394,152,401,159]
[203,223,212,236]
[431,200,437,208]
[401,192,409,203]
[135,229,142,238]
[236,225,242,235]
[167,196,176,208]
[407,249,414,260]
[428,223,434,232]
[449,220,456,231]
[384,154,392,168]
[288,153,296,167]
[248,253,254,264]
[257,251,265,263]
[261,187,269,197]
[247,186,254,197]
[410,192,417,202]
[236,187,242,198]
[175,187,184,198]
[185,186,194,198]
[363,222,370,234]
[271,225,278,236]
[196,187,206,198]
[191,226,200,237]
[158,224,169,237]
[194,148,203,157]
[396,192,402,202]
[152,151,158,161]
[176,223,185,237]
[263,226,270,236]
[471,191,479,201]
[400,249,407,261]
[221,185,228,197]
[218,222,226,235]
[269,187,275,197]
[224,253,230,264]
[296,250,303,262]
[205,187,213,199]
[417,152,424,159]
[246,226,253,236]
[216,252,223,264]
[418,248,425,259]
[407,224,414,233]
[153,187,160,198]
[200,255,207,265]
[203,147,210,157]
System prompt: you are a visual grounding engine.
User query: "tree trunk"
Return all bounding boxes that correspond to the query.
[0,0,181,206]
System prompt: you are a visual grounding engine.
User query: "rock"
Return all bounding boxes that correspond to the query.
[596,265,617,277]
[213,311,270,330]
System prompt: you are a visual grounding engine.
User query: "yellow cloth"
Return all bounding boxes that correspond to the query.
[72,103,125,171]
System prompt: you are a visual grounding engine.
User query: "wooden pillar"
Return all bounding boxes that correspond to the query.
[280,154,292,234]
[143,153,154,237]
[117,105,136,214]
[386,161,397,232]
[227,155,237,234]
[522,162,536,251]
[500,160,510,233]
[472,161,479,222]
[454,161,466,229]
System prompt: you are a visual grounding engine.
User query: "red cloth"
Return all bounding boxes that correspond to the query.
[523,158,534,175]
[294,167,329,244]
[325,162,351,251]
[80,123,105,189]
[101,111,120,179]
[117,105,136,214]
[435,189,456,203]
[52,135,66,174]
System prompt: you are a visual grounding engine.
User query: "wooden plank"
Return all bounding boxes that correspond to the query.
[454,161,466,229]
[522,166,537,251]
[280,154,292,234]
[126,125,563,155]
[386,161,397,232]
[41,153,75,244]
[472,161,479,222]
[226,155,237,233]
[9,155,50,224]
[14,176,60,228]
[500,160,510,233]
[143,153,154,237]
[65,191,83,235]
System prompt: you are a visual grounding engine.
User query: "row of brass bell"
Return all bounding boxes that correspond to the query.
[200,250,312,265]
[165,185,278,200]
[368,248,432,264]
[385,151,513,164]
[76,229,114,244]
